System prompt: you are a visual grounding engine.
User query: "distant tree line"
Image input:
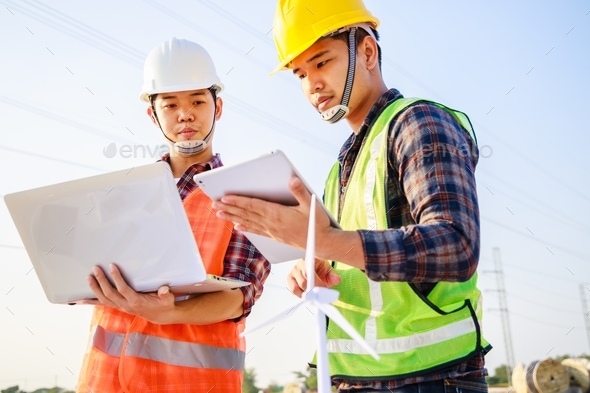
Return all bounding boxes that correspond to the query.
[1,387,73,393]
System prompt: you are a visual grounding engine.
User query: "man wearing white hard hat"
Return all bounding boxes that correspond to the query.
[213,0,491,392]
[76,38,270,392]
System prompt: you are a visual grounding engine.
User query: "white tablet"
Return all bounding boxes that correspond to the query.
[193,150,340,264]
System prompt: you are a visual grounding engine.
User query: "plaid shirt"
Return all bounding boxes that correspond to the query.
[333,89,487,390]
[159,153,271,321]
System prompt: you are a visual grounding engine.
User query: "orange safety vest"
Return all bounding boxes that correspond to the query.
[77,189,245,392]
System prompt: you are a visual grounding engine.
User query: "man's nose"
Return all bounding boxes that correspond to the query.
[305,72,324,95]
[178,105,195,122]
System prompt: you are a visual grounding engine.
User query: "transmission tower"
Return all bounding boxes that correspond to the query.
[491,247,515,381]
[580,283,590,352]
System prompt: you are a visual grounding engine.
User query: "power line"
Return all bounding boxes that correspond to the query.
[503,275,579,301]
[4,0,340,157]
[142,0,293,85]
[478,168,590,234]
[195,0,275,48]
[482,215,590,263]
[0,95,136,146]
[508,310,584,330]
[0,244,24,250]
[24,0,144,57]
[2,0,144,67]
[223,95,339,155]
[507,292,580,315]
[0,144,107,173]
[501,262,582,284]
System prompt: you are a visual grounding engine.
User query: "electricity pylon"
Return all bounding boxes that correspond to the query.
[489,247,515,381]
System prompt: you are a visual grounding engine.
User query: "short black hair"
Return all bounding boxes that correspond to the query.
[149,87,218,108]
[326,27,382,71]
[149,87,218,122]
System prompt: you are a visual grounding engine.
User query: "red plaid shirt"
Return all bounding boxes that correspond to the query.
[333,89,488,390]
[160,153,271,321]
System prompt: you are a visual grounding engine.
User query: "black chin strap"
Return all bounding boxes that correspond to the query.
[320,27,357,124]
[340,28,357,112]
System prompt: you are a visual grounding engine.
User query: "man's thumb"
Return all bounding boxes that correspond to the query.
[158,286,170,297]
[325,272,342,287]
[289,177,308,200]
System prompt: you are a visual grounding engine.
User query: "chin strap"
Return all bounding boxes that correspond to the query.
[172,124,214,155]
[320,27,357,124]
[150,90,217,156]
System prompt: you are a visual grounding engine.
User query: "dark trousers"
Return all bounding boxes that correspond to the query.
[341,377,489,393]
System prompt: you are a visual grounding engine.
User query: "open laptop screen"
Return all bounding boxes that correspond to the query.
[4,162,208,304]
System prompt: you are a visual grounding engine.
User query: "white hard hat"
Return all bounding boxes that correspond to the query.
[139,38,224,102]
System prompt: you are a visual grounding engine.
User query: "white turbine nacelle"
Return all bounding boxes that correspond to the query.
[305,286,338,304]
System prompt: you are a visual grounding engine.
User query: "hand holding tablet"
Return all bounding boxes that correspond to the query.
[193,150,340,264]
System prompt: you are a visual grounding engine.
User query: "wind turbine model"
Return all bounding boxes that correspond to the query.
[241,194,380,393]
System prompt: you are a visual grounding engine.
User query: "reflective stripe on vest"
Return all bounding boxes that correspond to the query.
[92,324,125,358]
[328,317,476,355]
[77,187,245,392]
[364,127,385,342]
[92,325,245,370]
[322,97,489,379]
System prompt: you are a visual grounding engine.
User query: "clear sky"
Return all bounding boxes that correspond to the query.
[0,0,589,390]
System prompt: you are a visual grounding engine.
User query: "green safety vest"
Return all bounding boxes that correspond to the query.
[322,98,490,380]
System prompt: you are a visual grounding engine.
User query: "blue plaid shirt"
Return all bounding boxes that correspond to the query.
[333,89,487,390]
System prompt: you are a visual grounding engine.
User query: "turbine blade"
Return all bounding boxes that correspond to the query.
[240,301,305,337]
[316,303,380,360]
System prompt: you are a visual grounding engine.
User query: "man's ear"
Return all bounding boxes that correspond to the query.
[147,107,159,126]
[215,97,223,121]
[360,35,379,73]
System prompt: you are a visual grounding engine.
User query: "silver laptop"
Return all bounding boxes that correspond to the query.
[193,150,341,264]
[3,162,249,304]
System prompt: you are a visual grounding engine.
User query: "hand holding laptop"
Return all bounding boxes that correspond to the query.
[77,262,247,325]
[77,263,177,324]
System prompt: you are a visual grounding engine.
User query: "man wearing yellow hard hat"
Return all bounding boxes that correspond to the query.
[214,1,491,391]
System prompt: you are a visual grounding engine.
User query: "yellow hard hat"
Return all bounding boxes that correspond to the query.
[271,0,380,74]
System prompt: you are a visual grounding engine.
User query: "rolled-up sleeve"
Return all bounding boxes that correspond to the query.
[222,232,271,321]
[362,103,480,283]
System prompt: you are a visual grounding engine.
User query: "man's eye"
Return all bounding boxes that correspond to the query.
[298,73,306,80]
[317,60,328,68]
[194,100,205,105]
[164,104,175,109]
